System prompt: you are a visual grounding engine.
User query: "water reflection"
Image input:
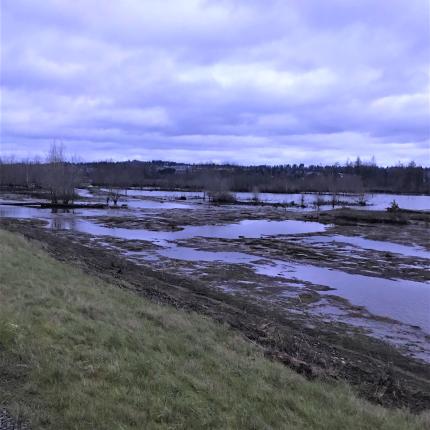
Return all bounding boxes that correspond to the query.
[235,192,430,211]
[100,188,430,211]
[255,260,430,333]
[55,218,328,243]
[51,208,72,214]
[155,245,430,333]
[302,235,430,259]
[0,205,51,219]
[49,214,78,231]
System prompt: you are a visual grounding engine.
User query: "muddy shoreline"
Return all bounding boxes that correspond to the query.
[1,217,429,412]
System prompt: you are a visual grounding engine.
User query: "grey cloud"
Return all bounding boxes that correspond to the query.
[1,0,429,165]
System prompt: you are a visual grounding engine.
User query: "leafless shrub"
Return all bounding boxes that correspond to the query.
[252,187,260,203]
[300,194,306,208]
[109,188,121,206]
[43,142,81,205]
[357,193,367,206]
[208,191,237,203]
[312,194,324,218]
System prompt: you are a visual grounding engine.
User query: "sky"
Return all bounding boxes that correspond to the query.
[1,0,429,165]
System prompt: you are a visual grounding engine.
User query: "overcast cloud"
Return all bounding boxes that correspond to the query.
[1,0,429,165]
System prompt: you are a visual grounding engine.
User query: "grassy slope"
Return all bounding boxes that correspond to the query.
[0,229,427,430]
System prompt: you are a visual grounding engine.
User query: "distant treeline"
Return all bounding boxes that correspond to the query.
[1,157,429,195]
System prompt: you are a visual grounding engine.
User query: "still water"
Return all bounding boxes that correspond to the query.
[102,188,430,211]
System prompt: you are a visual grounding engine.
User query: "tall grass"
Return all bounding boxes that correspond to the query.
[0,229,427,429]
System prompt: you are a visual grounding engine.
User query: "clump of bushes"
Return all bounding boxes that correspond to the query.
[386,199,406,223]
[208,191,237,203]
[312,194,325,211]
[387,200,400,212]
[357,193,367,206]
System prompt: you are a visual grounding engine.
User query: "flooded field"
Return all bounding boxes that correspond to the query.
[95,187,430,211]
[1,188,429,363]
[237,192,430,211]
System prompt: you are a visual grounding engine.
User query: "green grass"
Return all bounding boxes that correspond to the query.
[0,229,428,429]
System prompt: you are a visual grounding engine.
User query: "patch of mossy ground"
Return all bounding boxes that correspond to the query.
[0,229,428,429]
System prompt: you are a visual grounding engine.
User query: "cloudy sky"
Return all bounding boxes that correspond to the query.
[1,0,429,165]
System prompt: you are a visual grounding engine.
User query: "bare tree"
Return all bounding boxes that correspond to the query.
[357,193,367,206]
[44,142,81,205]
[252,186,260,203]
[300,194,306,208]
[330,192,337,209]
[312,193,324,218]
[109,187,121,207]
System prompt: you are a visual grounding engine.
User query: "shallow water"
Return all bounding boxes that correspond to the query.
[311,300,430,362]
[149,244,430,333]
[102,188,204,200]
[362,194,430,211]
[80,188,196,209]
[0,205,55,219]
[0,203,328,240]
[236,192,430,211]
[46,218,328,244]
[77,187,430,211]
[1,196,429,337]
[76,188,94,198]
[255,260,430,333]
[106,189,430,211]
[0,205,129,220]
[302,235,430,259]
